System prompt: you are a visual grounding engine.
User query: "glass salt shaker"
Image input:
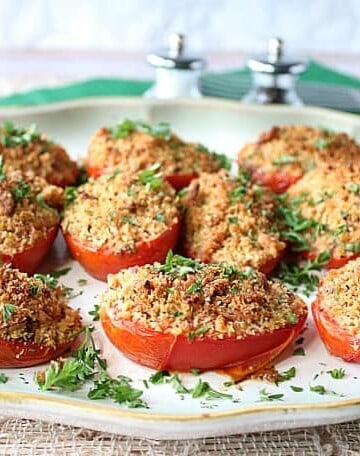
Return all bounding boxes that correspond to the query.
[144,33,206,99]
[242,37,307,105]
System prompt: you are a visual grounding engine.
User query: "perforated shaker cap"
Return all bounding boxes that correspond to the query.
[247,38,307,75]
[146,33,206,70]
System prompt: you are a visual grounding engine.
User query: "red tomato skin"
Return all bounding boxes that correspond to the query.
[0,226,59,274]
[312,295,360,362]
[0,337,75,368]
[305,250,360,270]
[86,162,196,191]
[251,168,300,194]
[165,174,197,191]
[63,220,181,281]
[101,306,307,377]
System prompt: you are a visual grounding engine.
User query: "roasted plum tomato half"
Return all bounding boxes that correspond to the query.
[0,264,81,368]
[86,119,230,190]
[0,170,64,274]
[100,253,307,380]
[312,258,360,362]
[0,122,79,187]
[180,170,286,274]
[62,168,181,281]
[285,164,360,269]
[237,125,360,193]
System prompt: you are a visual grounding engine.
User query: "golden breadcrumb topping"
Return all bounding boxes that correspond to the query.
[0,265,81,347]
[286,164,360,259]
[318,258,360,336]
[238,125,359,181]
[0,170,63,255]
[181,170,285,271]
[87,122,228,176]
[62,169,180,253]
[100,255,307,339]
[0,123,79,187]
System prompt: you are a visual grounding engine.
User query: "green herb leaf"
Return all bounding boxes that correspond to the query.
[258,388,284,402]
[149,370,170,385]
[292,347,305,356]
[78,279,88,287]
[88,304,100,321]
[272,155,297,166]
[309,384,343,396]
[120,216,137,225]
[1,303,16,323]
[188,326,209,342]
[313,138,330,150]
[0,156,6,182]
[137,165,163,190]
[64,186,77,208]
[327,368,345,379]
[228,216,238,224]
[347,183,360,194]
[192,378,232,400]
[154,213,165,222]
[0,122,41,147]
[277,366,296,383]
[0,373,8,384]
[344,242,360,254]
[111,119,171,140]
[290,385,303,392]
[168,373,190,394]
[11,181,31,201]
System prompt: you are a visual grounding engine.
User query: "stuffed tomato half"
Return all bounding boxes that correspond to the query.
[100,253,307,381]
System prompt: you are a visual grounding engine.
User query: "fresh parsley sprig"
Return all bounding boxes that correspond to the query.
[35,326,147,408]
[111,119,171,140]
[0,122,41,147]
[273,250,330,296]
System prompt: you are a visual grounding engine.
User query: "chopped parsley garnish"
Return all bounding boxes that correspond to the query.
[258,388,284,402]
[34,268,71,289]
[1,303,16,323]
[0,156,6,182]
[272,155,297,166]
[277,366,296,384]
[88,304,100,321]
[309,385,343,396]
[290,385,303,392]
[0,122,41,147]
[154,213,165,222]
[287,312,298,324]
[120,216,137,225]
[36,194,50,209]
[137,165,163,190]
[276,196,326,252]
[64,186,77,207]
[293,347,305,356]
[190,368,200,376]
[111,119,171,140]
[29,283,40,296]
[0,373,8,384]
[168,373,190,394]
[188,326,209,342]
[313,138,330,150]
[328,368,345,379]
[11,181,31,201]
[344,242,360,254]
[191,379,232,400]
[77,279,87,287]
[149,370,170,385]
[186,279,203,295]
[273,250,330,296]
[331,225,347,237]
[196,144,232,171]
[228,216,238,224]
[228,169,251,204]
[156,251,204,277]
[347,183,360,194]
[35,326,147,408]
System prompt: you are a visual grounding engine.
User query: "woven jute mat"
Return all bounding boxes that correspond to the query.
[1,417,360,455]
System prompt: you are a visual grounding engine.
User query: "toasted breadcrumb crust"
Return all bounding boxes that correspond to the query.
[238,125,360,183]
[0,128,79,187]
[87,128,225,176]
[181,170,285,271]
[101,261,307,339]
[0,265,81,347]
[0,171,63,255]
[286,164,360,259]
[318,258,360,336]
[62,171,180,253]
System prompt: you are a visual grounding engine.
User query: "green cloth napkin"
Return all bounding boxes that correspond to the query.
[0,60,358,107]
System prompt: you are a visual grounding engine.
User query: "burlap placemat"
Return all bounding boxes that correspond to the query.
[1,416,359,455]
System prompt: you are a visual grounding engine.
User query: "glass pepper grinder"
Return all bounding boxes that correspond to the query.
[144,33,206,99]
[242,37,307,105]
